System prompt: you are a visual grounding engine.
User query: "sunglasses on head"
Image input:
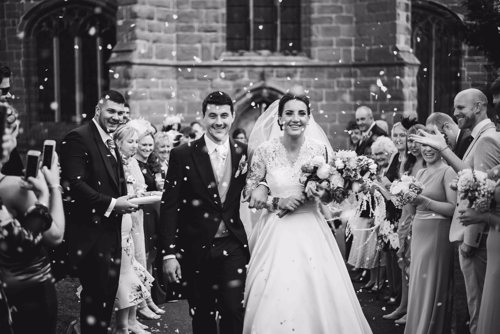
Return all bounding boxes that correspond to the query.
[0,87,10,96]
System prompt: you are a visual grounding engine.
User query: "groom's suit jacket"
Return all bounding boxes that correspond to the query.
[60,121,127,266]
[450,121,500,247]
[159,136,249,273]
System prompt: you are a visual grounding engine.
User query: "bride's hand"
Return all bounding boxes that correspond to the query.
[278,194,305,212]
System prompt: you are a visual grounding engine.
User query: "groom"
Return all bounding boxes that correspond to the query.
[161,91,264,334]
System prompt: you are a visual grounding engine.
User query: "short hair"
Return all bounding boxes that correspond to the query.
[232,128,247,139]
[0,65,11,81]
[346,120,358,131]
[426,112,455,128]
[371,136,397,156]
[490,77,500,96]
[113,124,138,143]
[278,93,311,117]
[202,91,233,116]
[99,90,126,106]
[154,131,173,148]
[180,126,196,139]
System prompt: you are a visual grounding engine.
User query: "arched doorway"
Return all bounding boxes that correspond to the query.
[233,84,284,137]
[412,1,463,121]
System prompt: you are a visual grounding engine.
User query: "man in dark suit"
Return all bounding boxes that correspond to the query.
[426,112,473,159]
[354,106,387,156]
[161,91,263,334]
[60,90,138,334]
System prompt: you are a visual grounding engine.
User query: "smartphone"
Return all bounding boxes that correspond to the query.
[0,105,7,161]
[25,150,41,179]
[42,140,56,168]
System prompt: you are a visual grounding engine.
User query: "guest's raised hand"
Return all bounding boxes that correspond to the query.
[1,128,15,164]
[22,173,50,207]
[114,195,139,214]
[458,208,486,226]
[409,125,447,151]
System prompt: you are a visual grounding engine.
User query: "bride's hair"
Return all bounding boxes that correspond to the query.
[278,93,311,117]
[277,93,311,130]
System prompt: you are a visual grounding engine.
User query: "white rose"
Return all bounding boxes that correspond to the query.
[316,164,332,179]
[311,155,326,167]
[334,159,344,169]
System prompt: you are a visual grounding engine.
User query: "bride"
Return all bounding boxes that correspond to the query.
[243,93,372,333]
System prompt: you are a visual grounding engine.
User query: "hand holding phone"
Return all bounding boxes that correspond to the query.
[25,150,41,179]
[42,140,56,169]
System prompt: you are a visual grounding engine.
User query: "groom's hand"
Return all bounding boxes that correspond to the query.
[249,185,269,210]
[114,195,139,214]
[164,258,182,283]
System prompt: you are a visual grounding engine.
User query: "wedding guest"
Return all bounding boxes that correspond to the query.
[0,116,65,334]
[113,124,155,333]
[154,131,175,180]
[180,126,195,144]
[460,179,500,334]
[405,133,457,334]
[489,77,500,131]
[232,128,247,144]
[346,120,362,150]
[383,124,426,325]
[128,119,165,318]
[426,112,472,159]
[190,121,204,139]
[60,90,138,334]
[355,106,387,156]
[426,111,472,333]
[162,114,182,132]
[411,88,500,334]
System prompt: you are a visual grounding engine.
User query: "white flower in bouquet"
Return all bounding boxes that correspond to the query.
[310,155,326,167]
[316,164,332,179]
[390,175,423,208]
[330,171,344,188]
[334,150,357,161]
[334,158,345,170]
[457,169,496,212]
[388,233,400,250]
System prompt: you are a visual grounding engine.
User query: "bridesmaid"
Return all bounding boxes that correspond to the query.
[404,138,457,334]
[460,169,500,334]
[383,124,426,324]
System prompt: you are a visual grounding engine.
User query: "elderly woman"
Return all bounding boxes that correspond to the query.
[348,136,397,291]
[154,131,175,182]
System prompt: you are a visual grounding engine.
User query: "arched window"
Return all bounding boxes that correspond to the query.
[227,0,301,54]
[23,1,116,123]
[412,1,462,121]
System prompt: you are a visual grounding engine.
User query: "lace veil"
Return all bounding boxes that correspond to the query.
[247,99,334,159]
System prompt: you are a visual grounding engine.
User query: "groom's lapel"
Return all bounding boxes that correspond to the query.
[224,139,243,209]
[191,137,220,204]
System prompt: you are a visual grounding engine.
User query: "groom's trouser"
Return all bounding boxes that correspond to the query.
[459,241,487,334]
[188,234,248,334]
[78,230,121,334]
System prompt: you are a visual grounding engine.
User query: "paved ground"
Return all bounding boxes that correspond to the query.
[57,278,405,334]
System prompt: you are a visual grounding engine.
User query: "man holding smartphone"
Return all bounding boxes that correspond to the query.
[60,90,138,334]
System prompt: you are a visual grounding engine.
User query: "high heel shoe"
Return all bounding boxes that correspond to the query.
[382,309,406,320]
[147,298,165,315]
[137,306,161,320]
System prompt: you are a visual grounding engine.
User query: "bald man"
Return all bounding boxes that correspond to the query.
[354,106,387,156]
[412,88,500,334]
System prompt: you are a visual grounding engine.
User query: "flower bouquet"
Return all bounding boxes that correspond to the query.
[456,169,496,212]
[377,219,400,250]
[390,175,424,209]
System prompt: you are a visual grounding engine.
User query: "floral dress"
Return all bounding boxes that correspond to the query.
[114,158,153,309]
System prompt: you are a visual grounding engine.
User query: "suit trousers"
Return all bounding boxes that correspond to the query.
[78,230,121,334]
[459,244,487,334]
[450,242,470,334]
[188,234,248,334]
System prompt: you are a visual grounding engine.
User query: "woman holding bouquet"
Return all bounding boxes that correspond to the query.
[243,93,372,333]
[405,138,457,334]
[460,174,500,334]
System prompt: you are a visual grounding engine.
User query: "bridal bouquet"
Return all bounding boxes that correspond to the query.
[456,169,496,212]
[390,175,424,208]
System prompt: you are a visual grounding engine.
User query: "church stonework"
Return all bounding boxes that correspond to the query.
[0,0,492,149]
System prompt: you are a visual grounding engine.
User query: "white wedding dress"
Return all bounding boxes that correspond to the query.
[243,137,372,334]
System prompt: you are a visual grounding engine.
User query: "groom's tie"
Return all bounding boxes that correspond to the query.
[214,146,227,183]
[106,139,117,160]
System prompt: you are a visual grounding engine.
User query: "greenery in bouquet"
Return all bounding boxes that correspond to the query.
[390,175,424,209]
[456,169,496,212]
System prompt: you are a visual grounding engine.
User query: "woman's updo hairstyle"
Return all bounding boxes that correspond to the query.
[277,93,311,117]
[277,93,311,130]
[114,124,138,144]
